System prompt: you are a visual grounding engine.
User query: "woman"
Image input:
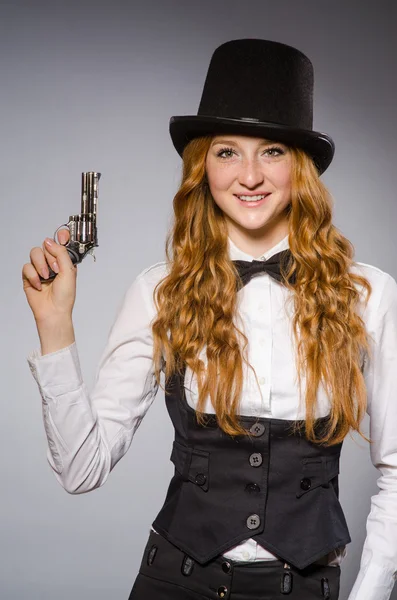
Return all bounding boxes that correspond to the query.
[23,40,397,600]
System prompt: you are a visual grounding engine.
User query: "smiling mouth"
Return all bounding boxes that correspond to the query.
[235,193,271,202]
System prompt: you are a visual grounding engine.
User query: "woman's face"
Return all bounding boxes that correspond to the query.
[205,134,292,251]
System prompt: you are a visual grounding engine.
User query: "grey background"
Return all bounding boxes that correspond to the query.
[1,0,396,598]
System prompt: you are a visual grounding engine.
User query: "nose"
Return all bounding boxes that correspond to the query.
[237,157,265,188]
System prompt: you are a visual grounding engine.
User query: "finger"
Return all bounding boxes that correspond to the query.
[38,235,69,275]
[41,241,61,275]
[22,262,43,291]
[30,246,51,280]
[57,229,70,245]
[43,238,75,273]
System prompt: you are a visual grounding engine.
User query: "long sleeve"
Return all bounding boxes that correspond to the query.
[348,273,397,600]
[26,269,162,494]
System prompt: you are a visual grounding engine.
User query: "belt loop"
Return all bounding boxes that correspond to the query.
[181,554,195,576]
[321,577,331,598]
[281,562,293,594]
[147,544,158,566]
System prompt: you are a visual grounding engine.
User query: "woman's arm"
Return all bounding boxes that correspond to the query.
[27,267,162,494]
[348,272,397,600]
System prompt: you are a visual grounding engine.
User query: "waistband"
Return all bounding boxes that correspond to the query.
[137,529,341,600]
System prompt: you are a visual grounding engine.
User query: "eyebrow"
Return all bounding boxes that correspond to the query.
[211,138,278,147]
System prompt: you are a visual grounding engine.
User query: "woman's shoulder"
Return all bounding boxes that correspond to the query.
[132,261,170,299]
[118,261,169,318]
[350,260,397,316]
[136,260,169,284]
[351,259,395,286]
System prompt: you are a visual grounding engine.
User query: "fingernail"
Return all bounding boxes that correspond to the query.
[45,238,53,246]
[41,268,49,279]
[52,261,59,273]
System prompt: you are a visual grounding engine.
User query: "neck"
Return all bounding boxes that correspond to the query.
[228,223,289,258]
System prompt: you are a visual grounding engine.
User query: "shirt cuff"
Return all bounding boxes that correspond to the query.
[347,560,397,600]
[27,342,83,395]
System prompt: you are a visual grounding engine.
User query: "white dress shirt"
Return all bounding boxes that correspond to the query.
[27,233,397,600]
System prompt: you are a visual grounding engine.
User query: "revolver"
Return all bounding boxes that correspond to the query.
[39,172,101,283]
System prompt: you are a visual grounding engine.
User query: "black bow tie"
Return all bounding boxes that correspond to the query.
[232,249,296,288]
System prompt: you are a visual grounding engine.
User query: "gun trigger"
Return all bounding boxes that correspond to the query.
[87,248,96,262]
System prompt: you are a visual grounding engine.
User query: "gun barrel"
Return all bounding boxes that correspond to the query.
[81,172,101,216]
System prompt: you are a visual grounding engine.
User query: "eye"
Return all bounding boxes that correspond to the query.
[216,145,285,159]
[263,145,284,157]
[216,146,235,159]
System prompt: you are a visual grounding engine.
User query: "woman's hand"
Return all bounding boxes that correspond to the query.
[22,229,77,324]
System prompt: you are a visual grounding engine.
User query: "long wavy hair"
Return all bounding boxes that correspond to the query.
[150,135,374,446]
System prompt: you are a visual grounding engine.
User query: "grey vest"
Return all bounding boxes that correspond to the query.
[152,363,351,570]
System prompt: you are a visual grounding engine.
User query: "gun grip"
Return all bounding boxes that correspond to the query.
[38,247,79,283]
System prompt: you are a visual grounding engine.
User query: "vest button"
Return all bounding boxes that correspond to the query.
[217,585,228,598]
[249,422,265,437]
[221,560,232,574]
[245,483,260,493]
[300,477,312,491]
[246,514,261,529]
[195,473,207,486]
[249,452,263,467]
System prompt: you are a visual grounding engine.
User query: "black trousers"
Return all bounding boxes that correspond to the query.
[128,530,341,600]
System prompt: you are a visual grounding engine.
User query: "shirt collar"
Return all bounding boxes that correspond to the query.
[227,233,290,262]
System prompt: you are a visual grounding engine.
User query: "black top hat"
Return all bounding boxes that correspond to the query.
[169,39,334,175]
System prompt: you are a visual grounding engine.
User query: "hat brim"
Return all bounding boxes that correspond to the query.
[169,115,334,175]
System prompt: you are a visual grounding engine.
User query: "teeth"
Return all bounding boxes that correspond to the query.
[238,194,267,202]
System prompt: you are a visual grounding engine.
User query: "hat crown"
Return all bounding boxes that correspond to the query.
[198,39,314,130]
[169,38,335,174]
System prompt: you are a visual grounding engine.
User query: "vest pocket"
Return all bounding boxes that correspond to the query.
[170,440,210,492]
[296,455,340,499]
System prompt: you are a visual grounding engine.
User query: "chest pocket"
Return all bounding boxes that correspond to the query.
[170,440,210,492]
